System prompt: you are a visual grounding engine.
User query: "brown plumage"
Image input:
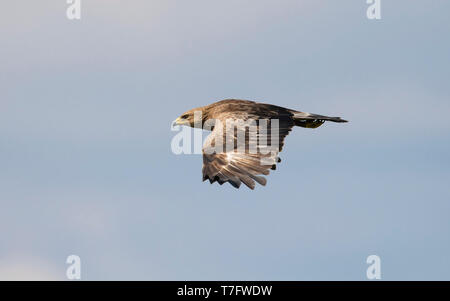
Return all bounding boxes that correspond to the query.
[174,99,347,189]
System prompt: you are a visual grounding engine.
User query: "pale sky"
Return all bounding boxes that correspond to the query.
[1,1,449,280]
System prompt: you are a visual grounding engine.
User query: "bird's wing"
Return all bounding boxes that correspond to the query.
[202,117,294,189]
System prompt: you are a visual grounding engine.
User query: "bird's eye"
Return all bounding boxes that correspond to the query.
[181,114,189,119]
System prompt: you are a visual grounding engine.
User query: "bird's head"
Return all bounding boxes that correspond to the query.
[173,107,206,128]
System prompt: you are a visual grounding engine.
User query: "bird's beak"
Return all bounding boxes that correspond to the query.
[172,117,188,127]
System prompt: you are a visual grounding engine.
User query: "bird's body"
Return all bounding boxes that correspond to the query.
[174,99,347,189]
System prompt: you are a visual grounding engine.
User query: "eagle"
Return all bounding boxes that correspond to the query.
[173,99,347,189]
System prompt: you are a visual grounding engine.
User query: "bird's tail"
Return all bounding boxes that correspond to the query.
[292,111,348,128]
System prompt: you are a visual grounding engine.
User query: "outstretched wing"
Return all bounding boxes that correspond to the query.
[202,117,294,189]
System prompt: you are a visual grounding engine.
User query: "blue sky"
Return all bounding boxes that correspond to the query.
[1,0,449,280]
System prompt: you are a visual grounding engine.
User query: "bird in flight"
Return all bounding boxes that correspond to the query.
[173,99,347,189]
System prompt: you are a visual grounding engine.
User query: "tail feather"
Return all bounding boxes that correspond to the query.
[292,111,348,128]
